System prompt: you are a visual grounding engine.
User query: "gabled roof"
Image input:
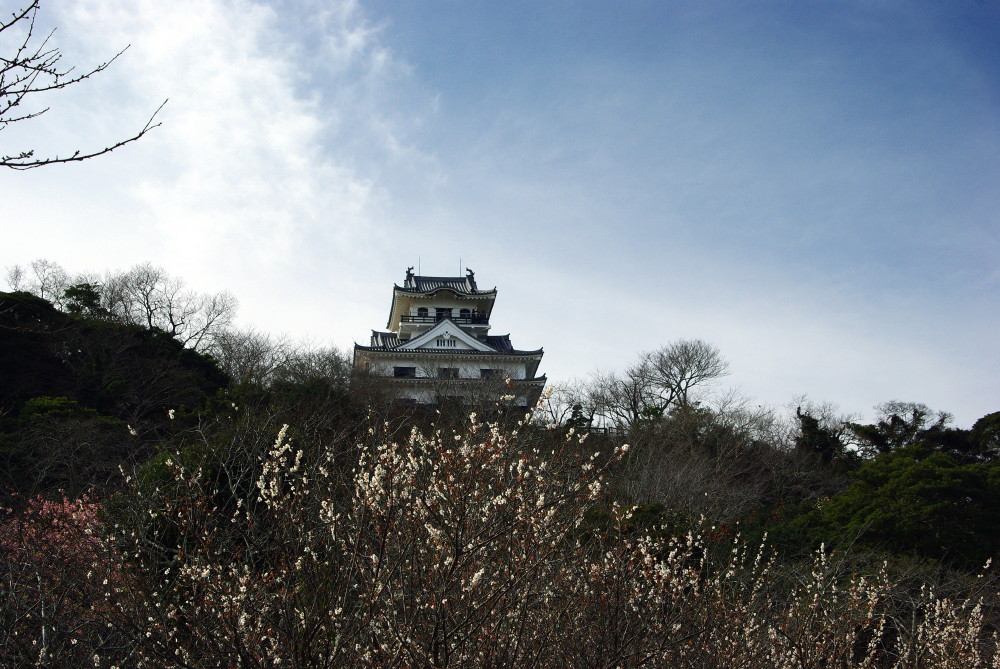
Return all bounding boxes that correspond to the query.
[399,319,496,352]
[358,321,543,357]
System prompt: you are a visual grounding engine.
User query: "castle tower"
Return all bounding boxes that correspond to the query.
[353,268,545,407]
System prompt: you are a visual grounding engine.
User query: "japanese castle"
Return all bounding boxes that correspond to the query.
[353,268,546,407]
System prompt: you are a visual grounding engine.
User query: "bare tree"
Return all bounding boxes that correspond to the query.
[3,264,25,291]
[4,259,237,351]
[645,338,729,409]
[102,263,237,351]
[588,363,657,428]
[1,0,165,169]
[5,259,68,301]
[210,327,297,385]
[787,395,855,439]
[273,344,351,388]
[588,339,730,429]
[615,390,790,520]
[533,379,595,428]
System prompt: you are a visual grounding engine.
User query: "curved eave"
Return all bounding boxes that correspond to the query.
[354,345,543,379]
[370,376,547,384]
[354,344,543,357]
[393,283,498,297]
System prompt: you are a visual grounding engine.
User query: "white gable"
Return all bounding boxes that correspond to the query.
[399,319,495,352]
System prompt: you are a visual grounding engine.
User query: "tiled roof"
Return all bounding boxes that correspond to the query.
[485,335,516,351]
[396,270,495,295]
[370,331,400,348]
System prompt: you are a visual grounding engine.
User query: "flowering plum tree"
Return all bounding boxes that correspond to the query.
[94,413,1000,667]
[0,494,122,665]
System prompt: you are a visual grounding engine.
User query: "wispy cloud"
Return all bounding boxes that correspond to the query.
[4,0,440,337]
[59,0,383,261]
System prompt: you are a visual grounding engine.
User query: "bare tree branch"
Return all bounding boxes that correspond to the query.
[1,1,165,169]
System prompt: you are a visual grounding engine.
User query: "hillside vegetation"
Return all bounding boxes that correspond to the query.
[2,261,999,667]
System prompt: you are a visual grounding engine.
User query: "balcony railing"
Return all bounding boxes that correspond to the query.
[400,314,489,325]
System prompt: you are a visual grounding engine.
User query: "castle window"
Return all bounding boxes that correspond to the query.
[459,308,471,319]
[436,338,456,348]
[435,308,452,321]
[438,368,459,379]
[480,368,501,379]
[393,366,416,378]
[417,307,428,317]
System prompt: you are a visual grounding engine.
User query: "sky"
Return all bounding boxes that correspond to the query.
[2,0,998,427]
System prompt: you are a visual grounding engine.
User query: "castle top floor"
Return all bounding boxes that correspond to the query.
[387,268,498,338]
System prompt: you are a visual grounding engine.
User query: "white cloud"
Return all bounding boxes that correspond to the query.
[58,0,377,263]
[3,0,439,345]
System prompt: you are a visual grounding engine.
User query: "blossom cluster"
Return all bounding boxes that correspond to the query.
[2,415,998,667]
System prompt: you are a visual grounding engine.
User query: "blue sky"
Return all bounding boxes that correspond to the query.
[2,0,998,425]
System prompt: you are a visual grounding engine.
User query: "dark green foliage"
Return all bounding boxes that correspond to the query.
[0,396,132,497]
[62,282,106,317]
[847,401,950,457]
[566,403,591,430]
[848,403,997,465]
[0,290,228,497]
[970,411,1000,461]
[0,292,75,409]
[61,318,228,426]
[794,444,1000,570]
[795,408,844,467]
[135,437,209,491]
[583,502,679,536]
[0,290,228,430]
[19,396,119,423]
[0,290,67,328]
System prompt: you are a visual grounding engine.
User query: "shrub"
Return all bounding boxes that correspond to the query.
[8,416,998,667]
